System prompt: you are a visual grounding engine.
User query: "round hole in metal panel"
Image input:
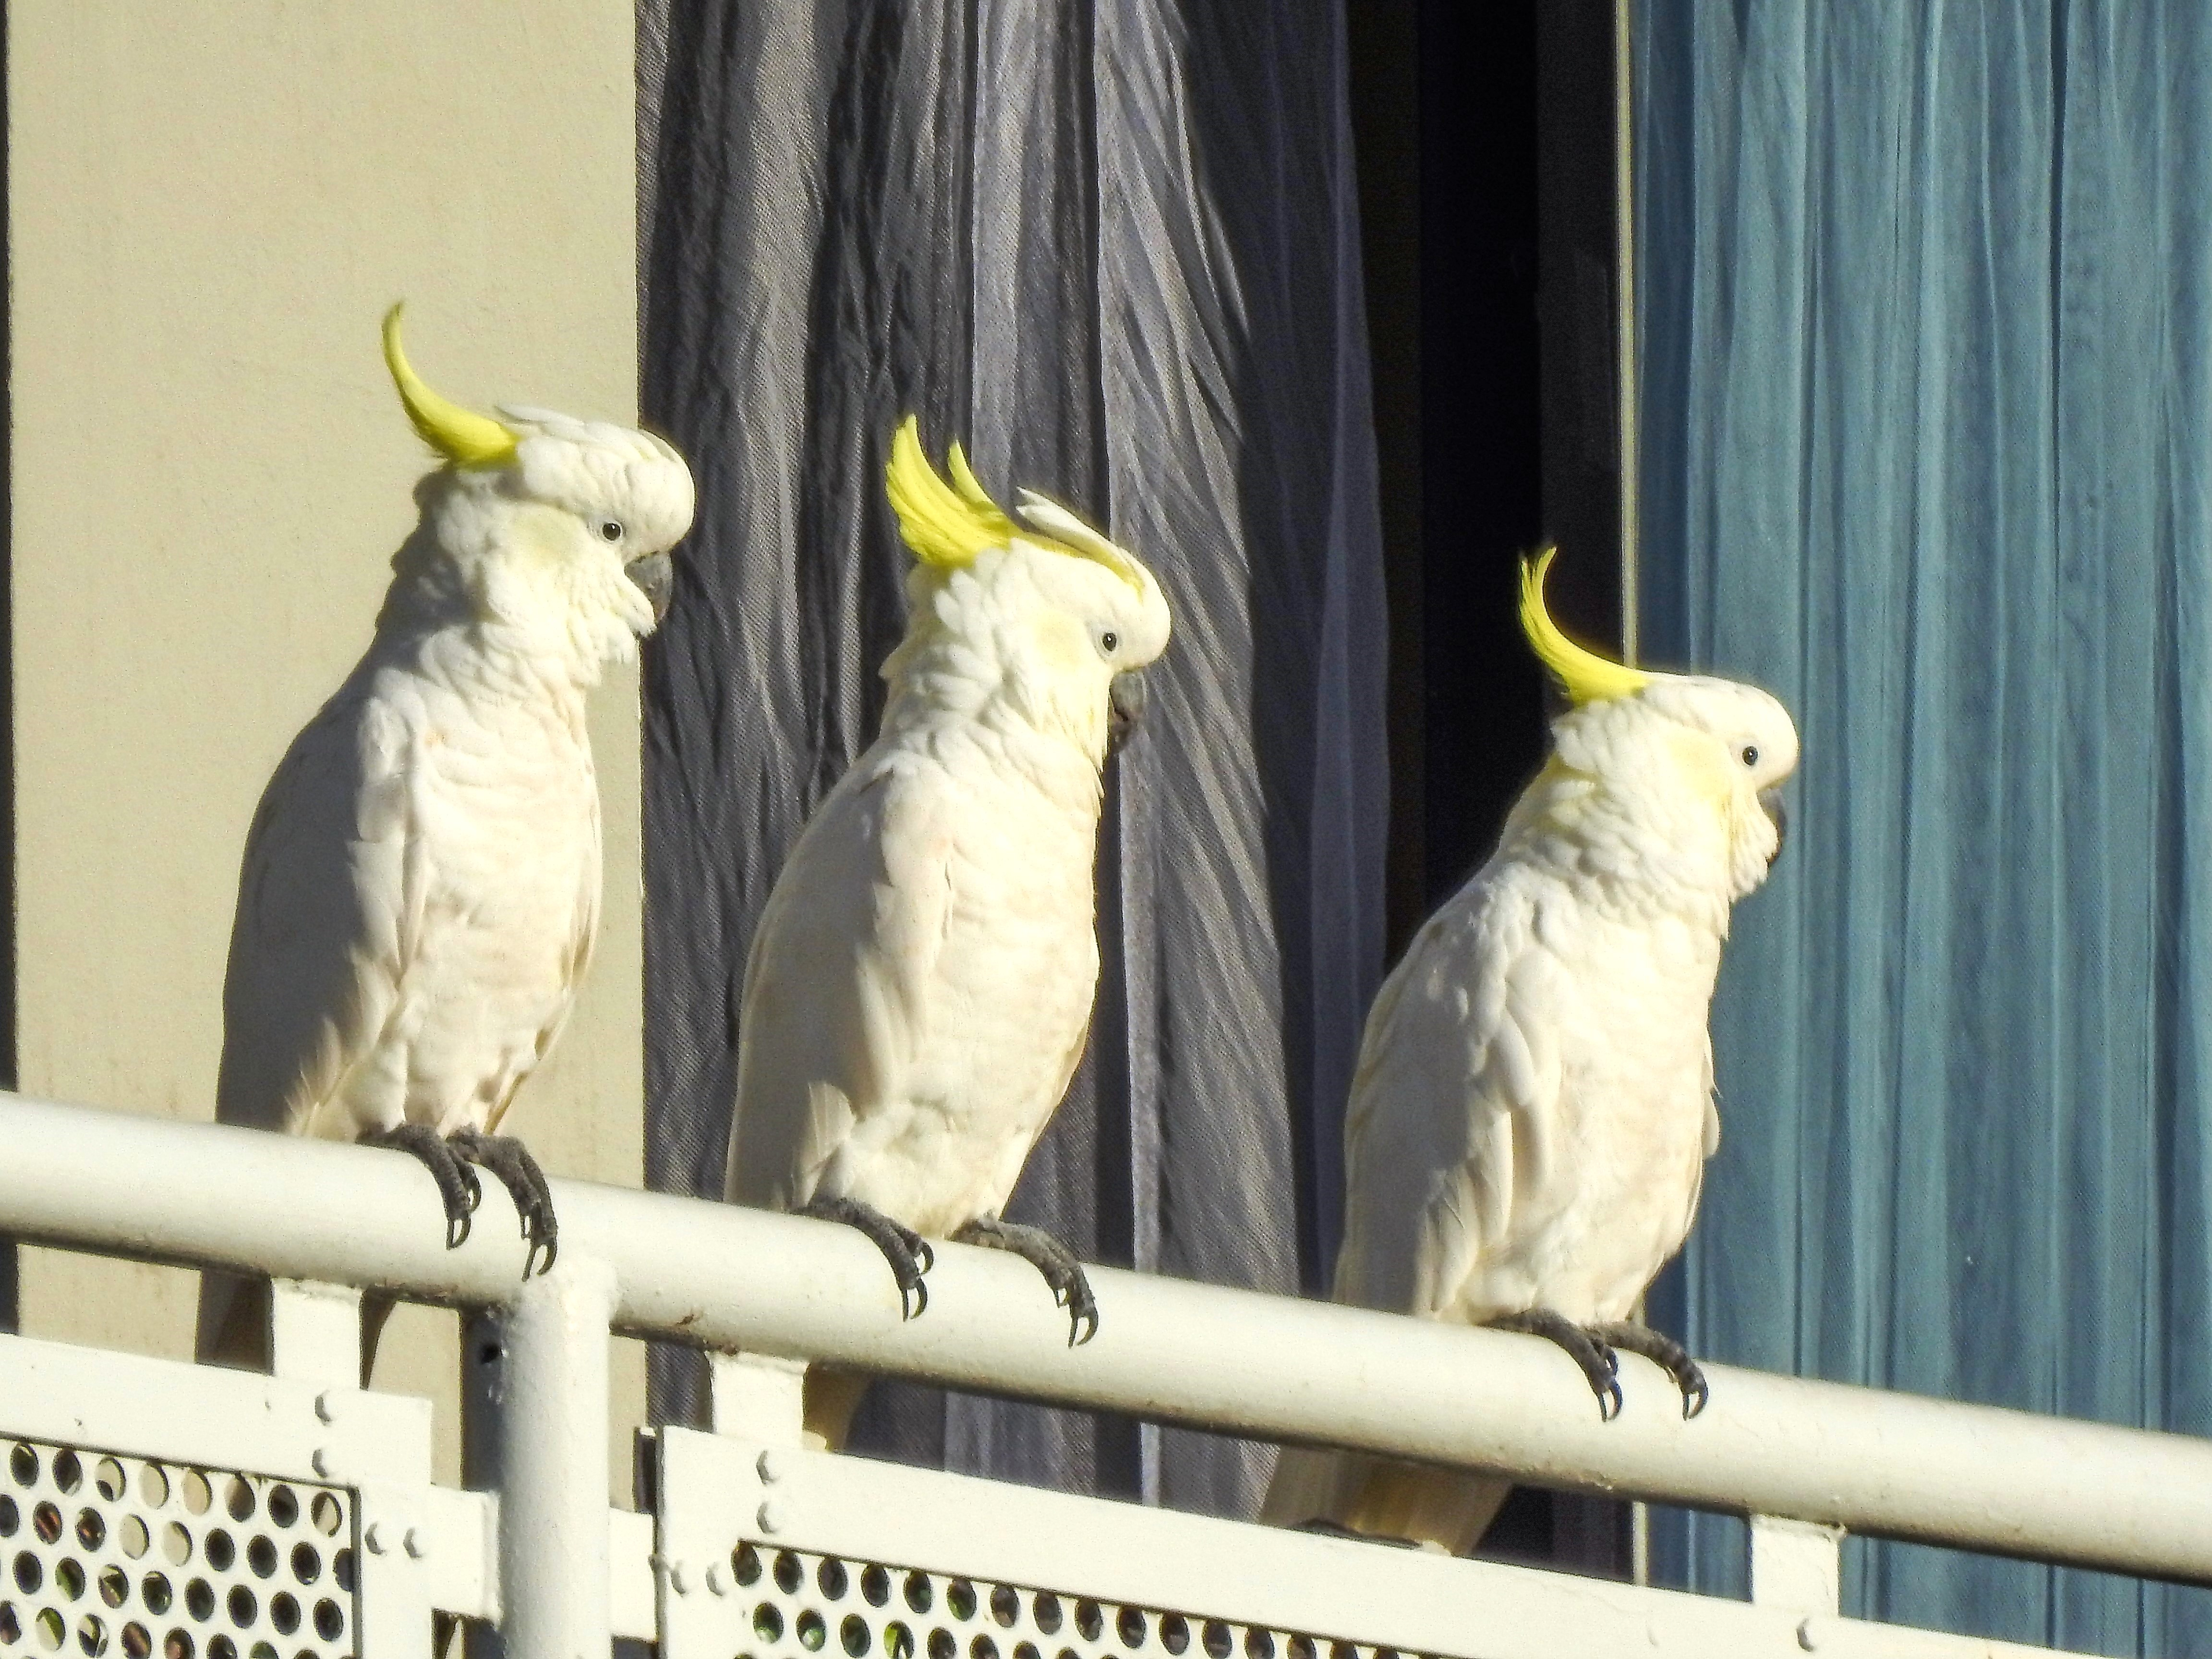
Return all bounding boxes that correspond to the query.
[114,1523,145,1564]
[117,1627,147,1659]
[925,1630,955,1659]
[860,1566,890,1608]
[731,1544,760,1588]
[183,1583,213,1624]
[56,1563,85,1607]
[32,1510,60,1549]
[201,1538,231,1576]
[945,1583,976,1623]
[1056,1651,1078,1659]
[0,1600,18,1645]
[51,1455,81,1497]
[306,1502,338,1545]
[967,1636,996,1659]
[901,1574,931,1615]
[328,1555,351,1598]
[96,1570,125,1611]
[158,1634,190,1659]
[750,1604,782,1644]
[90,1468,121,1509]
[247,1644,275,1659]
[12,1556,38,1595]
[9,1451,36,1490]
[177,1483,208,1524]
[76,1513,104,1553]
[1032,1595,1062,1637]
[1118,1609,1148,1650]
[1157,1616,1187,1656]
[1201,1623,1231,1659]
[138,1579,169,1619]
[266,1598,295,1640]
[205,1638,233,1659]
[261,1496,293,1537]
[244,1542,274,1584]
[0,1499,17,1539]
[989,1588,1017,1629]
[772,1554,802,1597]
[221,1488,251,1529]
[840,1614,869,1657]
[285,1549,316,1589]
[157,1531,187,1571]
[310,1602,340,1644]
[816,1559,847,1602]
[74,1614,105,1657]
[882,1622,913,1659]
[1244,1633,1274,1659]
[134,1473,166,1514]
[223,1589,254,1632]
[1012,1644,1038,1659]
[1073,1604,1103,1643]
[795,1610,826,1653]
[1285,1639,1314,1659]
[32,1612,60,1654]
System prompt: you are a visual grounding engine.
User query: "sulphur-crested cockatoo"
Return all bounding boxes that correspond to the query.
[197,306,693,1367]
[725,417,1169,1442]
[1262,548,1796,1553]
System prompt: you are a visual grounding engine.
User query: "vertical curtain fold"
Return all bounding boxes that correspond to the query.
[1637,6,2212,1651]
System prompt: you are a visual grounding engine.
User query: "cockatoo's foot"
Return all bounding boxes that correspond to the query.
[1587,1320,1709,1419]
[1487,1308,1624,1421]
[799,1195,934,1319]
[361,1124,483,1250]
[448,1130,558,1277]
[953,1216,1100,1345]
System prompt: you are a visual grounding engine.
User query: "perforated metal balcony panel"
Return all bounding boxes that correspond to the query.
[652,1430,2068,1659]
[0,1333,460,1659]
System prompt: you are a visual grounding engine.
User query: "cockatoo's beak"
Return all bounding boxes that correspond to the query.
[1106,670,1148,755]
[624,553,676,624]
[1759,787,1788,862]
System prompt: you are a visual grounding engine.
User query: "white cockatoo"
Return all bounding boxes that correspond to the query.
[197,306,693,1367]
[1262,548,1797,1553]
[725,417,1170,1444]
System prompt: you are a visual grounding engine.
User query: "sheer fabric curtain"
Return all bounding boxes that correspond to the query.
[1638,6,2212,1650]
[637,0,1386,1516]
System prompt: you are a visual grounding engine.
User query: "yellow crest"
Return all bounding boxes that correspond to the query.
[885,416,1015,569]
[382,304,519,469]
[883,417,1144,592]
[1519,546,1651,705]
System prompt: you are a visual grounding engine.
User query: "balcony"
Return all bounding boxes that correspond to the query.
[0,1091,2200,1659]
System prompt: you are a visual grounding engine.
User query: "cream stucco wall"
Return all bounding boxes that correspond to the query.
[9,3,651,1495]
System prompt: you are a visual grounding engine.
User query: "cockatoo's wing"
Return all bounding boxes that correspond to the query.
[1330,870,1564,1321]
[214,683,416,1140]
[1264,870,1562,1552]
[725,766,954,1212]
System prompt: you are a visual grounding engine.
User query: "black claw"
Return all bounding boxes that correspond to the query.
[1488,1308,1626,1422]
[450,1130,559,1279]
[954,1216,1100,1344]
[363,1123,479,1250]
[800,1194,935,1319]
[1587,1320,1710,1421]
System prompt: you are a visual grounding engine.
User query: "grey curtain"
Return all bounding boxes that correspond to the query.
[1637,5,2212,1652]
[637,0,1386,1516]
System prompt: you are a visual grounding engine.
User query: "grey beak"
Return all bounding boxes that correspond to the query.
[624,552,676,624]
[1759,787,1788,861]
[1106,670,1149,756]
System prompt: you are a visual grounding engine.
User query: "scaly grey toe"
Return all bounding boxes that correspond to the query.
[1487,1308,1625,1421]
[362,1123,481,1250]
[801,1194,934,1319]
[450,1129,560,1277]
[954,1216,1100,1345]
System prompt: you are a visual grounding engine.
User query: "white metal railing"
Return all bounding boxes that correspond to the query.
[0,1091,2202,1659]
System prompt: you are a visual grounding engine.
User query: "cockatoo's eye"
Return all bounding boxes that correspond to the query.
[1740,745,1760,767]
[597,519,625,544]
[1100,630,1119,654]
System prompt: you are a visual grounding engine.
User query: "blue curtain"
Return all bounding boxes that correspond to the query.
[1637,5,2212,1653]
